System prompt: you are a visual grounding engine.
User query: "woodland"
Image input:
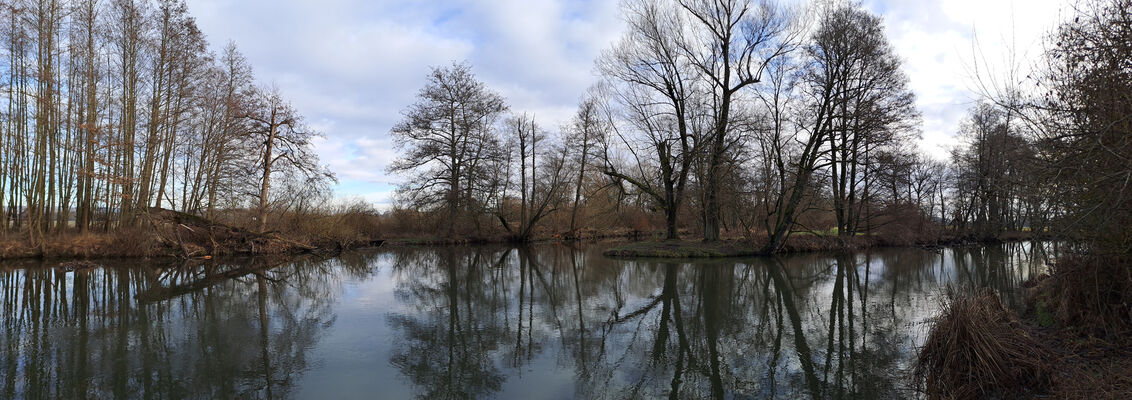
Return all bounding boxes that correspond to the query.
[0,0,1129,397]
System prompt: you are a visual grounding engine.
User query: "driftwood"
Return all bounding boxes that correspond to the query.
[141,207,316,258]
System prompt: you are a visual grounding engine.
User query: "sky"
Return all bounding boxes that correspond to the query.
[184,0,1072,209]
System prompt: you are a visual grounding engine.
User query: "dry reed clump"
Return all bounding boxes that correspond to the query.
[914,288,1053,399]
[1037,254,1132,340]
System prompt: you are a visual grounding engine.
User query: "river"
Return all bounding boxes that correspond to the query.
[0,241,1055,399]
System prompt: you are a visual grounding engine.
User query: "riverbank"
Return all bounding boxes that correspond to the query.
[0,220,1049,261]
[0,232,382,260]
[602,240,763,258]
[915,254,1132,398]
[380,228,659,247]
[600,231,1048,258]
[0,208,383,260]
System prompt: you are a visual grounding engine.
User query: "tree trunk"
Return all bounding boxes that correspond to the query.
[257,116,276,233]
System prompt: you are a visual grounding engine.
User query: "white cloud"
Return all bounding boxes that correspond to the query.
[187,0,622,206]
[866,0,1069,159]
[187,0,1073,205]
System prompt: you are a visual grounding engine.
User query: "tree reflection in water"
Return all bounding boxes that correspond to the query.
[0,242,1052,399]
[0,253,381,400]
[385,242,1051,399]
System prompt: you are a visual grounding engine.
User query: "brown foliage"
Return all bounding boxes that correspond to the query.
[271,200,385,248]
[0,230,162,259]
[871,203,945,246]
[1035,254,1132,340]
[105,228,162,258]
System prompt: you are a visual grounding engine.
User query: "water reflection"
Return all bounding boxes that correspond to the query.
[383,242,1052,399]
[0,254,378,399]
[0,242,1054,399]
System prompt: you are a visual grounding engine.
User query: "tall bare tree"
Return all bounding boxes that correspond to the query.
[0,0,330,240]
[389,62,508,236]
[816,4,918,237]
[241,86,330,233]
[676,0,797,241]
[564,95,607,236]
[762,4,917,252]
[598,0,703,240]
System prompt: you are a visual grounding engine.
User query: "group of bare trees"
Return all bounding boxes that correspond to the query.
[0,0,331,241]
[390,0,1129,250]
[390,62,580,241]
[391,1,938,249]
[956,0,1131,251]
[946,103,1045,238]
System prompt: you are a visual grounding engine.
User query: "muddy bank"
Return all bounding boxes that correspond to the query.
[0,208,382,260]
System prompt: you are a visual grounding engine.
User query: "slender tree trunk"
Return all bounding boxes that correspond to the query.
[569,130,589,236]
[257,113,276,233]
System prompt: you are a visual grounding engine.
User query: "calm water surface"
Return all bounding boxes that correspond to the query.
[0,242,1055,399]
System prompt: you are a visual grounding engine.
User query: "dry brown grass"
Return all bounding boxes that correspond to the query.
[0,204,391,260]
[914,288,1054,399]
[0,229,164,259]
[1019,253,1132,398]
[1040,331,1132,399]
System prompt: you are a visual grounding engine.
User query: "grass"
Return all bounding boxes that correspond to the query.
[0,230,162,259]
[1036,300,1056,328]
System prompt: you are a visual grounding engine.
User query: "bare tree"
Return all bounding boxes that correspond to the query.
[564,94,608,236]
[499,113,570,240]
[1032,0,1132,251]
[0,0,332,241]
[761,3,918,252]
[240,85,331,233]
[676,0,797,241]
[822,7,917,236]
[388,62,508,236]
[598,0,703,240]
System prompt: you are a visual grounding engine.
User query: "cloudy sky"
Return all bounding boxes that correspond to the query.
[184,0,1072,208]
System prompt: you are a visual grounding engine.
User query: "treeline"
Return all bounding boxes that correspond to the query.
[390,0,1033,249]
[0,0,333,245]
[955,0,1131,254]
